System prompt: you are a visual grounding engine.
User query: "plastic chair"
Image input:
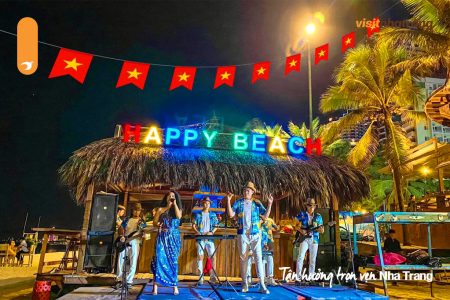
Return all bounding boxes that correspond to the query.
[0,244,8,266]
[20,244,36,267]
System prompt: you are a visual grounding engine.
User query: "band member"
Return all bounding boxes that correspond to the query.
[247,217,278,286]
[295,198,324,278]
[116,205,126,231]
[262,217,278,286]
[192,196,219,284]
[226,181,273,294]
[151,190,182,296]
[116,203,145,288]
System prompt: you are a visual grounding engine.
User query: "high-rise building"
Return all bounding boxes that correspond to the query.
[327,114,369,145]
[403,77,450,145]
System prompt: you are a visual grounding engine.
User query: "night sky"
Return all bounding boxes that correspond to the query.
[0,0,407,239]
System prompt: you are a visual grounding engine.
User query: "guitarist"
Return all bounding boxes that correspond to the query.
[294,198,324,279]
[116,203,146,288]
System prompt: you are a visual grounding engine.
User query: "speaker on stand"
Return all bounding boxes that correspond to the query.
[84,192,118,273]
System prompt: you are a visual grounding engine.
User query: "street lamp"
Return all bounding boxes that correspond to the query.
[306,22,315,139]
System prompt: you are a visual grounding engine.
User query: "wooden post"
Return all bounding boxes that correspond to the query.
[332,195,341,264]
[124,191,129,210]
[435,140,445,193]
[77,183,95,273]
[275,197,280,223]
[37,233,48,274]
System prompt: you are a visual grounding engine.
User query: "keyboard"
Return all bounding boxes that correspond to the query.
[184,234,236,240]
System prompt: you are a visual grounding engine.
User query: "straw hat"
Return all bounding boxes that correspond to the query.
[243,181,257,193]
[306,198,317,207]
[132,203,142,211]
[117,205,126,211]
[200,196,212,203]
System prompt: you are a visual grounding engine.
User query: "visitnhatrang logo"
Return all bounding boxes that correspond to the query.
[356,17,433,31]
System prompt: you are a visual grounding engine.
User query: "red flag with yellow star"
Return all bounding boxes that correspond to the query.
[169,66,196,91]
[214,66,236,89]
[285,54,301,76]
[116,61,150,90]
[49,48,93,83]
[367,17,380,38]
[342,32,355,53]
[252,61,270,84]
[314,44,329,65]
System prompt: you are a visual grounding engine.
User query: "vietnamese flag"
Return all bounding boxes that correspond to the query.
[252,61,271,84]
[314,44,329,65]
[367,17,380,38]
[169,66,196,91]
[49,48,93,83]
[116,61,150,90]
[214,66,236,89]
[285,54,301,76]
[342,32,355,53]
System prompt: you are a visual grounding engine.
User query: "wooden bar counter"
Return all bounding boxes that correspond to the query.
[137,225,295,278]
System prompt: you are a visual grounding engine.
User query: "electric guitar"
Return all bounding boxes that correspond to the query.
[115,219,147,253]
[292,221,336,246]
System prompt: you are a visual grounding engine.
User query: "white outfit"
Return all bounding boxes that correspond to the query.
[197,212,216,275]
[296,213,319,277]
[116,217,140,284]
[238,232,266,288]
[263,251,274,277]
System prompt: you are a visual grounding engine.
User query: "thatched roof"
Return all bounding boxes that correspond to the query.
[59,138,369,210]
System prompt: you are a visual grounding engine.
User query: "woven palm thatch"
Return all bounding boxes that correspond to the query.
[59,138,369,210]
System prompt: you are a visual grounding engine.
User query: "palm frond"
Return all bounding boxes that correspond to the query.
[320,109,370,144]
[383,119,413,170]
[402,0,450,34]
[348,121,380,168]
[401,110,429,125]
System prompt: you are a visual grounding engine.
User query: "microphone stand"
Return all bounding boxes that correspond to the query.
[339,224,358,289]
[220,197,238,294]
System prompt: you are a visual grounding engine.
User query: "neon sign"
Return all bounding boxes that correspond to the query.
[120,124,321,155]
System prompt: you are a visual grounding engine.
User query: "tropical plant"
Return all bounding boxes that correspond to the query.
[320,41,426,214]
[379,0,450,78]
[243,118,265,132]
[287,117,323,140]
[252,123,290,138]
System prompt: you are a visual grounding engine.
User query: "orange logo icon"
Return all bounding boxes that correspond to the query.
[17,17,38,75]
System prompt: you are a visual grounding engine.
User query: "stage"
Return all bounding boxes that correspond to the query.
[137,282,389,300]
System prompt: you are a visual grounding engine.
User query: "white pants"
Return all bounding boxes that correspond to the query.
[116,239,139,284]
[296,238,318,277]
[247,252,274,278]
[263,253,274,277]
[237,233,266,288]
[196,240,215,275]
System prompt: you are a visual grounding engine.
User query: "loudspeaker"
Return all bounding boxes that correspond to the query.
[316,243,337,273]
[84,231,115,272]
[89,193,118,232]
[315,208,335,244]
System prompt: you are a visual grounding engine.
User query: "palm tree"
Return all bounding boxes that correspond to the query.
[380,0,450,78]
[252,123,290,138]
[320,41,425,213]
[288,118,323,140]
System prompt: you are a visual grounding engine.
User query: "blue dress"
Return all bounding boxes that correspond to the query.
[151,212,181,286]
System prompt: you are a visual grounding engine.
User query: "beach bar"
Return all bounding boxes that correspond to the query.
[51,123,370,287]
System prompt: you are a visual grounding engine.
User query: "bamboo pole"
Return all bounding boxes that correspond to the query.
[76,183,95,273]
[332,195,341,263]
